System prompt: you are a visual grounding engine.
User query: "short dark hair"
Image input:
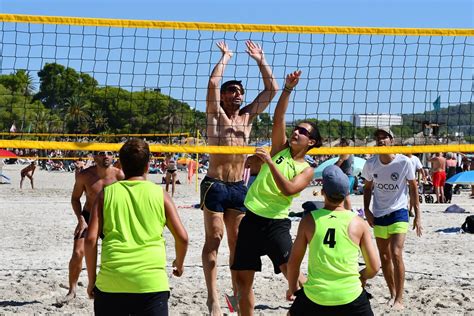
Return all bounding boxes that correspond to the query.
[119,138,150,178]
[340,138,350,146]
[301,121,323,149]
[220,80,245,95]
[324,191,346,204]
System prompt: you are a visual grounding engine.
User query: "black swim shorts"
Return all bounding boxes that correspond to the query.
[200,176,247,213]
[231,210,292,274]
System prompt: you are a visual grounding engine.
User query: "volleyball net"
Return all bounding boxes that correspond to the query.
[0,14,473,157]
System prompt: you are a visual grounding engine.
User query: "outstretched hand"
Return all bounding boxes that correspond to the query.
[216,41,233,57]
[245,40,264,62]
[254,147,272,164]
[285,70,302,89]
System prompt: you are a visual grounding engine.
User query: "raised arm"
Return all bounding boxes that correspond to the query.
[271,70,302,154]
[164,190,189,277]
[206,42,233,116]
[241,40,279,119]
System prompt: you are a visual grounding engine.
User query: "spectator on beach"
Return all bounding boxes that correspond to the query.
[85,138,189,315]
[405,153,427,216]
[20,161,36,189]
[362,127,422,310]
[200,40,278,314]
[287,165,380,315]
[165,153,179,197]
[231,70,322,315]
[444,153,457,203]
[64,151,124,302]
[334,138,354,211]
[429,153,446,203]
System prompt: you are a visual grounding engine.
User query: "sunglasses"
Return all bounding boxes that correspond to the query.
[293,126,311,138]
[226,86,244,95]
[96,151,113,156]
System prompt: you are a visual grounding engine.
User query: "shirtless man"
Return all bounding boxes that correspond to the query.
[64,151,124,301]
[430,153,446,203]
[20,161,36,189]
[200,40,278,315]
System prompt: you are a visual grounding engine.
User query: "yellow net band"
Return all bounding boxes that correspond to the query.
[1,140,473,155]
[0,14,472,37]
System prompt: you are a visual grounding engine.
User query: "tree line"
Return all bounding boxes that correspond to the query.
[0,63,472,144]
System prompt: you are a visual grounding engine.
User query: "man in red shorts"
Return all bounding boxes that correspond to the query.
[430,153,446,203]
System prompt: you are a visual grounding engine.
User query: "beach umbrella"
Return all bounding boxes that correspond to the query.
[314,156,366,179]
[446,171,474,185]
[0,149,17,158]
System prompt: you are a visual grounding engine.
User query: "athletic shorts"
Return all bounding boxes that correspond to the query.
[94,287,170,316]
[289,288,373,316]
[432,171,446,187]
[74,210,90,240]
[231,210,292,274]
[200,176,247,213]
[374,208,409,239]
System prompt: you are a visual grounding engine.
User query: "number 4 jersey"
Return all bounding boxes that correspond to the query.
[304,209,362,306]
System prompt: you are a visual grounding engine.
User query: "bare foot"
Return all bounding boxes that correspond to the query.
[392,301,404,310]
[206,299,222,316]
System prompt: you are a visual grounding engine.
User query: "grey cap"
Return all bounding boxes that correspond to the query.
[322,165,349,200]
[374,127,394,139]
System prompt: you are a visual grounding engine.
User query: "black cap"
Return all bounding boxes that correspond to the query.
[220,80,245,94]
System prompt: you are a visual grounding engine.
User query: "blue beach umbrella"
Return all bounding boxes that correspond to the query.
[314,157,366,179]
[446,171,474,185]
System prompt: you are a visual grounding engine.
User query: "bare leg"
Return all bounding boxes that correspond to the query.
[202,209,225,316]
[440,186,445,203]
[223,209,245,297]
[434,186,441,203]
[165,173,170,193]
[279,263,307,287]
[28,175,34,189]
[236,270,255,316]
[65,238,85,301]
[20,176,24,189]
[390,233,406,310]
[171,173,177,197]
[376,237,396,304]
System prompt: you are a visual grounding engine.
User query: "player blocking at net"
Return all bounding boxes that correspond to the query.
[200,40,279,315]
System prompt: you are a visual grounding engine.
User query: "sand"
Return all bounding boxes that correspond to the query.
[0,163,473,315]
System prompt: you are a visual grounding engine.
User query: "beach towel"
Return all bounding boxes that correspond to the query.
[444,204,466,213]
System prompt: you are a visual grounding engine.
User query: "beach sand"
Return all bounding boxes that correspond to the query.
[0,163,473,315]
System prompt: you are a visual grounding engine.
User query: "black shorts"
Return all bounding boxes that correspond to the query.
[74,210,90,240]
[231,210,292,274]
[94,287,170,316]
[200,176,247,213]
[289,288,373,316]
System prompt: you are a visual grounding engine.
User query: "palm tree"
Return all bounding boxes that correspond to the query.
[63,96,90,133]
[90,108,109,133]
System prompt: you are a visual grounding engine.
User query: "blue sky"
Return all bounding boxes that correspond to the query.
[1,0,473,119]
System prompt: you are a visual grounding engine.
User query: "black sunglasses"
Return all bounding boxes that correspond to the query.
[96,151,113,156]
[293,126,311,138]
[226,86,244,95]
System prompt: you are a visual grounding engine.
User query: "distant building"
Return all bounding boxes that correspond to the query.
[352,114,403,128]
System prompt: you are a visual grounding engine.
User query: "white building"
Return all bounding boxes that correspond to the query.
[352,114,403,128]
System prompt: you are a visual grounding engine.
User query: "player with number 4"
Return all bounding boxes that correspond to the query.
[286,165,380,315]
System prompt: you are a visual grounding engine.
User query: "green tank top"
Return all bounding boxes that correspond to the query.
[304,209,362,305]
[245,147,309,219]
[96,180,169,293]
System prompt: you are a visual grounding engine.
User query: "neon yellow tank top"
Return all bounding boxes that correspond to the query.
[244,147,309,219]
[304,209,362,305]
[96,180,169,293]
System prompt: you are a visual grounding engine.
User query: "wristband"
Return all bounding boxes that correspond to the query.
[283,85,293,93]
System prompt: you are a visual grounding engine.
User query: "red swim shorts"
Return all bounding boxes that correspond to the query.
[432,171,446,187]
